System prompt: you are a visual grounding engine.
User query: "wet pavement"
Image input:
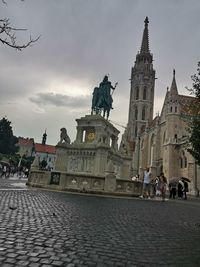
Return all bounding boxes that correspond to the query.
[0,177,200,267]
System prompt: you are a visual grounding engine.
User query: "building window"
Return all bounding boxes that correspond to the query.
[163,131,166,143]
[184,156,187,168]
[142,107,146,120]
[180,157,183,168]
[135,108,138,120]
[170,106,173,112]
[82,130,86,142]
[136,87,139,100]
[141,139,144,149]
[150,134,154,146]
[135,126,137,137]
[143,86,147,100]
[150,134,154,166]
[175,106,177,113]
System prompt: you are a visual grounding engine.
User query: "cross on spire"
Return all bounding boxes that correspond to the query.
[144,16,149,26]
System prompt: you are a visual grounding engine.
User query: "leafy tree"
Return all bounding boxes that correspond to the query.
[21,155,34,169]
[0,117,18,154]
[0,0,40,50]
[187,62,200,165]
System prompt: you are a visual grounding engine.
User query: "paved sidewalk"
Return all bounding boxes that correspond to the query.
[0,178,200,266]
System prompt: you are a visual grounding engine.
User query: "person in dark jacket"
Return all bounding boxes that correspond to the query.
[183,181,188,200]
[169,180,177,199]
[178,181,184,199]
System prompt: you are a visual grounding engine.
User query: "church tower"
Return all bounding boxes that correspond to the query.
[127,17,155,142]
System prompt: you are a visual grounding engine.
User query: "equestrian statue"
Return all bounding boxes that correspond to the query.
[91,75,118,119]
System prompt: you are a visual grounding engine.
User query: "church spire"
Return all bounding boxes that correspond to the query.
[128,17,155,143]
[42,129,47,145]
[140,17,150,54]
[169,69,178,96]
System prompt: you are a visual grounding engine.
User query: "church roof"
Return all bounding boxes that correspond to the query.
[35,143,56,154]
[18,137,34,146]
[179,94,196,114]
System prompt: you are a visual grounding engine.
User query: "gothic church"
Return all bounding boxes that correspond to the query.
[124,17,199,195]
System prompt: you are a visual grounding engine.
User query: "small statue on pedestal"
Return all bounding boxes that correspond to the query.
[59,128,71,144]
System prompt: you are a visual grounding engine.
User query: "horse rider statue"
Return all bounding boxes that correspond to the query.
[91,75,118,119]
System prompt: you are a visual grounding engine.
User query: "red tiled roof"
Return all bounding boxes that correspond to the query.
[18,137,34,146]
[35,143,56,154]
[179,94,196,114]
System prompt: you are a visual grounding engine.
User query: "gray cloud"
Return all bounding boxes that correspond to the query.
[29,92,90,109]
[1,0,200,144]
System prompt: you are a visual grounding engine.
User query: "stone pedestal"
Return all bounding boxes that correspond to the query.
[29,114,133,195]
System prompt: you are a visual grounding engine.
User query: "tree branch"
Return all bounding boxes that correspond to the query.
[1,1,40,50]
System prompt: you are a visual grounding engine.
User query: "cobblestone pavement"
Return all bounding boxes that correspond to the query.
[0,178,200,267]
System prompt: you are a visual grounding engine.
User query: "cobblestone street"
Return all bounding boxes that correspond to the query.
[0,178,200,267]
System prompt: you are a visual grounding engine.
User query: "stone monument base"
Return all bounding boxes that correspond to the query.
[27,170,143,197]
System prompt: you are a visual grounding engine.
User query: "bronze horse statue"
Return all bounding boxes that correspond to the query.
[91,76,117,119]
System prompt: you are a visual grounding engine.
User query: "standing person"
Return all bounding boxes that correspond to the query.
[151,176,158,198]
[169,180,177,199]
[139,167,152,199]
[1,165,7,178]
[155,176,161,198]
[183,181,188,200]
[160,172,167,201]
[178,180,184,199]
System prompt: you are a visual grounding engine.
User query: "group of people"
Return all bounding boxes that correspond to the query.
[139,167,189,201]
[139,168,168,201]
[0,164,29,179]
[169,179,188,200]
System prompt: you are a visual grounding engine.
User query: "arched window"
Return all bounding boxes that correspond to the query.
[180,157,183,168]
[163,131,166,143]
[135,126,137,137]
[136,87,139,100]
[135,107,138,120]
[142,107,146,120]
[150,134,155,166]
[143,86,147,100]
[175,106,177,113]
[160,165,163,174]
[150,134,155,146]
[170,106,173,112]
[141,139,144,149]
[184,156,187,168]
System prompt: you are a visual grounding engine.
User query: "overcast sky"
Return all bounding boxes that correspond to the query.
[0,0,200,145]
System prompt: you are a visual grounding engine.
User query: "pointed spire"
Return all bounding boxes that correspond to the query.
[169,69,178,95]
[42,129,47,145]
[140,17,150,53]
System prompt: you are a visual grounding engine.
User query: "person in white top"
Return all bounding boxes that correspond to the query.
[140,167,152,199]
